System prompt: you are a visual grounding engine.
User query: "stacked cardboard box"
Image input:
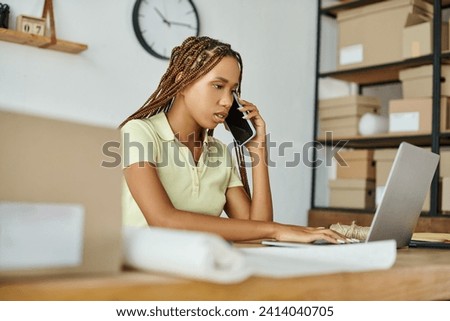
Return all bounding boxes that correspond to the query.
[337,0,433,70]
[443,177,450,213]
[374,148,450,212]
[329,149,375,209]
[318,96,380,138]
[389,97,450,133]
[388,65,450,134]
[402,13,448,59]
[441,148,450,214]
[399,65,450,98]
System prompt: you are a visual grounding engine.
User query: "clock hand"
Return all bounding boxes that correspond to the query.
[169,21,195,29]
[154,7,171,26]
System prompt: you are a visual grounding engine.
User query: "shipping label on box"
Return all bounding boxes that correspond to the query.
[0,202,85,271]
[389,112,420,132]
[339,44,364,66]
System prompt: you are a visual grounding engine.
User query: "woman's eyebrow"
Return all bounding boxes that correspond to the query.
[212,77,238,87]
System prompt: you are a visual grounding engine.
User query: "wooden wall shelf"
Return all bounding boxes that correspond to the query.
[0,28,87,54]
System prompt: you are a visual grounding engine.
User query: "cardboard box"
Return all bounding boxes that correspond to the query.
[337,0,433,69]
[388,98,450,133]
[399,65,450,98]
[319,95,381,111]
[319,104,379,119]
[442,177,450,213]
[318,96,380,138]
[374,147,441,182]
[329,179,375,209]
[374,149,398,185]
[336,149,375,180]
[320,117,362,137]
[321,116,361,130]
[441,149,450,177]
[0,111,123,278]
[403,14,449,59]
[319,126,359,138]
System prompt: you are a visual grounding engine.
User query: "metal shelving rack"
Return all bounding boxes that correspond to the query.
[311,0,449,218]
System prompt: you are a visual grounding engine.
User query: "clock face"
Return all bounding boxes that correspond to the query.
[132,0,200,60]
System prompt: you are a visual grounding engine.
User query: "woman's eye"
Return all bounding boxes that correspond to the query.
[213,84,223,89]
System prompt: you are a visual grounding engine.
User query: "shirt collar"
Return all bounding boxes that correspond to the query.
[152,112,210,146]
[151,112,175,141]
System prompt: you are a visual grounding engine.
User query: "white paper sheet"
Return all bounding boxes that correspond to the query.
[123,227,397,283]
[0,202,85,270]
[240,240,396,278]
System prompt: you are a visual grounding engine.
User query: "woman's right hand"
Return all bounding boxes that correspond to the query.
[273,223,347,244]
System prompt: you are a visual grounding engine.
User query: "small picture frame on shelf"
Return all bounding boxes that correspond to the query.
[16,15,46,36]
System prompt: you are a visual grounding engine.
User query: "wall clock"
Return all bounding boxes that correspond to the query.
[132,0,200,60]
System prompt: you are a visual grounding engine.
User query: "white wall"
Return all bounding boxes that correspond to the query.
[0,0,319,225]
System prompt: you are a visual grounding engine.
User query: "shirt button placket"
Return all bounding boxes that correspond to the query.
[192,166,199,196]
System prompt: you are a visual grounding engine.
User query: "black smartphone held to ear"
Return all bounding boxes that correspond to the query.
[225,93,256,146]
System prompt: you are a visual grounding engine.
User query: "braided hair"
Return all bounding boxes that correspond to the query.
[119,36,251,196]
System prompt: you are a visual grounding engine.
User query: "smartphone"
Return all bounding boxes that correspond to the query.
[225,93,256,146]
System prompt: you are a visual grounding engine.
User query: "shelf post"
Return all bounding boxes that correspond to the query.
[430,0,442,217]
[40,0,56,47]
[311,0,322,210]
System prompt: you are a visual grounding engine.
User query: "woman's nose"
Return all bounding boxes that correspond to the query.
[220,93,233,109]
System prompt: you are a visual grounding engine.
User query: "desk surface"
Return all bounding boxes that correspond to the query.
[1,248,450,301]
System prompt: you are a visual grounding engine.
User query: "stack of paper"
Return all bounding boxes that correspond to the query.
[411,233,450,243]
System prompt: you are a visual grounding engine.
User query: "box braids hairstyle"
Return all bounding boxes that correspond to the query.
[119,36,251,196]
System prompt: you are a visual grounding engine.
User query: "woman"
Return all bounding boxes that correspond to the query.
[120,36,344,244]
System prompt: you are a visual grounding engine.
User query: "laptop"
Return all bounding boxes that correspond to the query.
[263,142,440,249]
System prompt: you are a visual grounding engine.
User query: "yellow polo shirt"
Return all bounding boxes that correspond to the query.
[121,112,243,226]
